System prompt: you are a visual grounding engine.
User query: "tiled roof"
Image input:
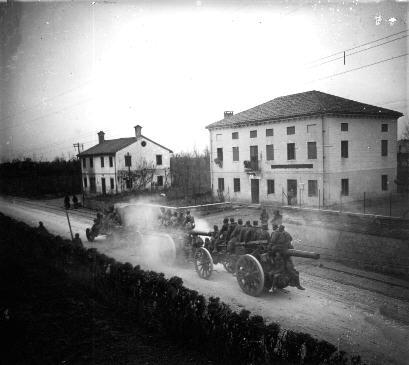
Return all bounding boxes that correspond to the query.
[78,135,173,157]
[206,90,403,129]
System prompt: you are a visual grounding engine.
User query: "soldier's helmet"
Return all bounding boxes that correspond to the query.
[39,221,44,227]
[230,217,235,223]
[75,233,80,239]
[245,220,251,226]
[272,224,278,231]
[253,220,258,226]
[186,210,190,215]
[279,225,285,232]
[97,213,102,218]
[238,218,243,225]
[223,218,228,224]
[213,225,219,230]
[262,224,268,230]
[173,211,178,216]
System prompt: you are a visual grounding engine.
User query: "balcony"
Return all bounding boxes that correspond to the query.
[244,160,260,174]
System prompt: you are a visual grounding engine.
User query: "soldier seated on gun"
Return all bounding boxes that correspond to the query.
[278,225,305,291]
[227,218,243,253]
[268,250,286,293]
[209,225,219,252]
[170,211,179,226]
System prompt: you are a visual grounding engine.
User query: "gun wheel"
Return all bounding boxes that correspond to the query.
[236,254,265,297]
[194,247,214,279]
[86,228,95,242]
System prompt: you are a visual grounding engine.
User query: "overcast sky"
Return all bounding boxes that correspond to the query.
[0,0,408,161]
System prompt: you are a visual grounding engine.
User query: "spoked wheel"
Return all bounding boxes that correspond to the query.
[86,228,95,242]
[194,247,214,279]
[236,254,265,297]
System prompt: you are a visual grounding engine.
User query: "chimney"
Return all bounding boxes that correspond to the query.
[97,131,105,144]
[224,111,234,118]
[134,125,142,139]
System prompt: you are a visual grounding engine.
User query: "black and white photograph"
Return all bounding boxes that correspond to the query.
[0,0,408,364]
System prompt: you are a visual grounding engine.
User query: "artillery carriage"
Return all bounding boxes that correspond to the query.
[193,235,320,297]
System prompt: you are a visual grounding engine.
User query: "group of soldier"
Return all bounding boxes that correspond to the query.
[204,209,304,292]
[158,208,196,229]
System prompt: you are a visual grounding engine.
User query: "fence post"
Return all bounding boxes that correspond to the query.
[363,192,366,214]
[318,189,321,210]
[340,194,342,212]
[282,188,284,205]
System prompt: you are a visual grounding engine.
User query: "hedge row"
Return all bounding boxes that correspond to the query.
[0,213,365,365]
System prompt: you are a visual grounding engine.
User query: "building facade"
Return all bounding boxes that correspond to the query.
[78,125,172,195]
[206,91,403,207]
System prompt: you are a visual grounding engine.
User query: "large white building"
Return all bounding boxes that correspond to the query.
[206,91,403,207]
[78,125,173,195]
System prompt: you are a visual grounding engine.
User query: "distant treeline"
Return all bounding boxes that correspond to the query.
[169,150,212,202]
[0,158,82,197]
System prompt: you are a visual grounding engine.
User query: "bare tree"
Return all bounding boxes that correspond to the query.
[402,122,409,139]
[117,158,155,193]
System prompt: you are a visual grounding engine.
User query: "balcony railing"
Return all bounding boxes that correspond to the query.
[243,160,260,173]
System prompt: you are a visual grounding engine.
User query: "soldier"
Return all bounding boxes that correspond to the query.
[177,211,185,226]
[210,225,219,252]
[259,224,270,242]
[184,210,194,226]
[240,220,252,243]
[269,224,280,249]
[250,220,261,241]
[225,217,236,242]
[227,218,243,253]
[37,221,50,237]
[170,211,179,226]
[278,225,305,291]
[271,210,283,227]
[268,251,286,292]
[72,194,79,209]
[72,233,83,248]
[164,209,172,226]
[64,194,70,209]
[158,207,166,225]
[260,208,269,227]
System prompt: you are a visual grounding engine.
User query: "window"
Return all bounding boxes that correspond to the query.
[266,128,274,137]
[341,179,349,196]
[125,154,132,167]
[83,177,87,188]
[250,130,257,138]
[308,180,318,197]
[217,148,223,161]
[109,156,113,167]
[232,132,239,139]
[307,124,316,133]
[100,156,104,168]
[287,143,296,160]
[82,158,86,168]
[216,134,222,141]
[287,126,295,135]
[307,142,317,159]
[90,177,96,193]
[110,178,114,190]
[381,175,388,191]
[233,178,240,192]
[232,147,239,161]
[157,176,163,187]
[341,140,348,158]
[266,144,274,161]
[267,179,275,194]
[341,123,348,131]
[381,140,388,156]
[218,178,224,192]
[156,155,162,165]
[89,157,93,168]
[381,124,388,132]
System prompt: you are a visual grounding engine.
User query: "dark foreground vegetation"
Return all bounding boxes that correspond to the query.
[0,213,365,365]
[0,158,81,197]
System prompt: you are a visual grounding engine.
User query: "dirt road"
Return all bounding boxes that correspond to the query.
[1,196,408,365]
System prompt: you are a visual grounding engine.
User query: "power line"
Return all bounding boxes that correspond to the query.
[306,53,408,84]
[307,34,408,69]
[305,29,408,66]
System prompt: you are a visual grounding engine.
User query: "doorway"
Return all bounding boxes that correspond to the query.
[287,179,297,205]
[251,179,259,204]
[101,178,106,195]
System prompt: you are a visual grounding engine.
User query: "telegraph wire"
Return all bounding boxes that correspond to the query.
[305,29,408,66]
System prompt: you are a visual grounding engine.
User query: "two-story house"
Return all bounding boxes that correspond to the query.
[78,125,173,195]
[206,90,403,206]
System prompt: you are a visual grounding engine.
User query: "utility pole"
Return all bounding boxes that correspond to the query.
[73,142,83,155]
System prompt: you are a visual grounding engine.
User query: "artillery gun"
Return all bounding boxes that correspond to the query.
[193,238,320,297]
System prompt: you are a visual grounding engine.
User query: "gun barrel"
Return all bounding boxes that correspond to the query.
[287,249,320,260]
[190,229,213,237]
